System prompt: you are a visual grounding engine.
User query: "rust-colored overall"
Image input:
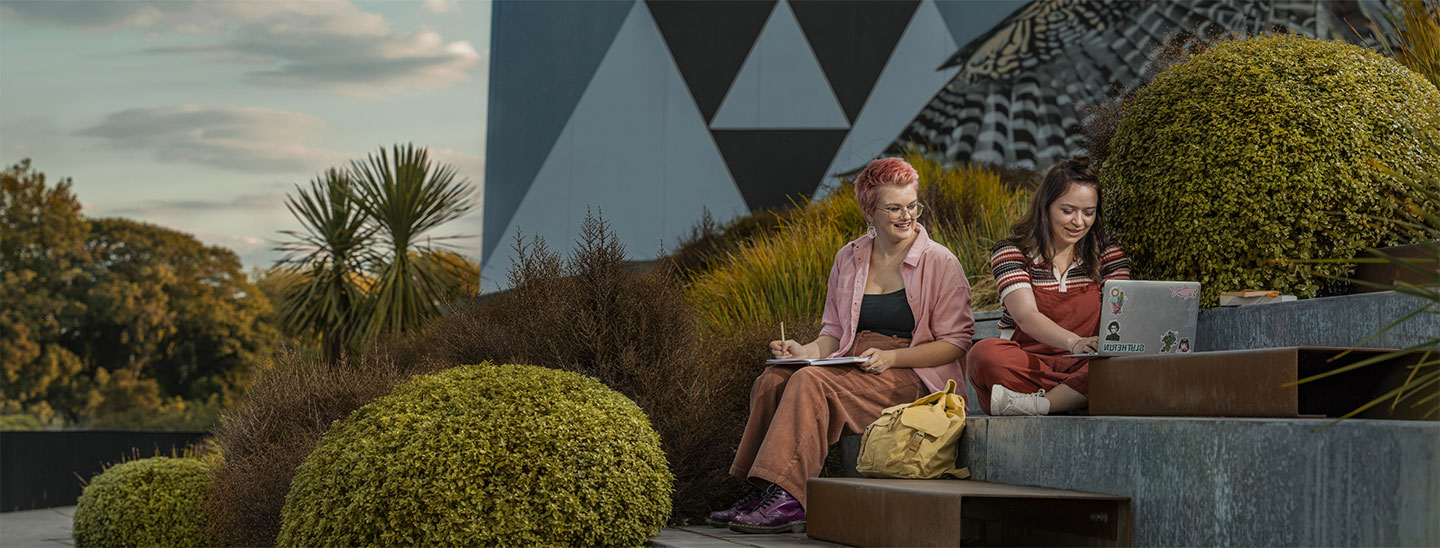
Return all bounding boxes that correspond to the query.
[729,332,928,510]
[966,283,1100,414]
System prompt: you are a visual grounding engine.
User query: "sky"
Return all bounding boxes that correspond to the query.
[0,0,491,268]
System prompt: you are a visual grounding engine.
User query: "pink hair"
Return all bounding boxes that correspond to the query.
[854,157,919,214]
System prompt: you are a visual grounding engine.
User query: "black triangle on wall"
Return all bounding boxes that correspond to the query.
[790,0,920,123]
[647,0,778,124]
[712,129,850,211]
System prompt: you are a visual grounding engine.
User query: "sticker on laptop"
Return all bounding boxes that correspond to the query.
[1104,321,1122,341]
[1170,286,1198,300]
[1161,330,1179,353]
[1109,288,1126,314]
[1100,342,1145,353]
[1179,337,1191,353]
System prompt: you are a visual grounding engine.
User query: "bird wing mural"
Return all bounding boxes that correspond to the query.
[893,0,1395,170]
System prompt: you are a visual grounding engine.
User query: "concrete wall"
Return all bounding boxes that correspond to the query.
[842,417,1439,546]
[971,290,1439,351]
[1196,290,1439,352]
[976,416,1440,547]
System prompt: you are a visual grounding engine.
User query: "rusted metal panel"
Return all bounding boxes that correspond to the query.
[1090,347,1433,419]
[1090,347,1301,417]
[1352,241,1439,293]
[807,478,1131,547]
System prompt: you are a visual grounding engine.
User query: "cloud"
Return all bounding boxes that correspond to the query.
[421,0,461,14]
[0,1,481,94]
[193,231,285,269]
[0,2,169,29]
[427,147,485,183]
[101,190,289,218]
[78,105,343,173]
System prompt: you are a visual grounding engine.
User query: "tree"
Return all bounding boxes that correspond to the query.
[1,159,278,425]
[81,218,278,402]
[350,144,475,338]
[275,169,374,362]
[1,159,91,423]
[419,250,480,306]
[274,144,475,357]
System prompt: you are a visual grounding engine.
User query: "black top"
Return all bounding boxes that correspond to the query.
[856,288,915,338]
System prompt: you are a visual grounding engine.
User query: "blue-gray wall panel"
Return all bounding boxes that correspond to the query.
[932,0,1024,59]
[483,0,635,261]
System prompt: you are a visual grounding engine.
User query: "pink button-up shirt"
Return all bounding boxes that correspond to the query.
[818,224,976,393]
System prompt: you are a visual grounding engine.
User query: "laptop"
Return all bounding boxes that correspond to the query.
[1067,279,1201,358]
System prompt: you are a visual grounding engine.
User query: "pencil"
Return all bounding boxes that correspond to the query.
[780,321,786,344]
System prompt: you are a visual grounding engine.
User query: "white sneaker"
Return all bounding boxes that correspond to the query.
[990,385,1051,416]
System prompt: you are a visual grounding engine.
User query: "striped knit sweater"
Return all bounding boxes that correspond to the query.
[990,240,1130,330]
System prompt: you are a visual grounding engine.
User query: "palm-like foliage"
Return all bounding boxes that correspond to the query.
[275,168,374,361]
[350,144,475,339]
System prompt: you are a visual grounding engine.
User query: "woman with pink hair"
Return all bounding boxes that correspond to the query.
[710,157,975,534]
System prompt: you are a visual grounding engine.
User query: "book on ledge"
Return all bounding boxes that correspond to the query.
[765,356,871,366]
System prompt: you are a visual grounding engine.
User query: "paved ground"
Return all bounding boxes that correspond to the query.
[0,506,74,548]
[0,507,839,548]
[650,526,843,548]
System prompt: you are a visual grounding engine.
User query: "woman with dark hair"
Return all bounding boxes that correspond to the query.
[966,157,1129,416]
[708,157,975,534]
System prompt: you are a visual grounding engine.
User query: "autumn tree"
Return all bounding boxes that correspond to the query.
[1,159,278,426]
[82,217,278,401]
[1,159,91,423]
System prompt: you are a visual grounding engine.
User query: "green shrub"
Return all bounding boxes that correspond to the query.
[73,456,212,548]
[384,214,761,524]
[1102,34,1440,306]
[688,153,1029,331]
[0,413,42,430]
[277,363,673,547]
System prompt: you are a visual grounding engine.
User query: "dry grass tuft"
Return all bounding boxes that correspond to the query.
[203,349,434,547]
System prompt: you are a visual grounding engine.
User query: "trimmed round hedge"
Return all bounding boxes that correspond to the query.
[1101,35,1440,306]
[277,363,673,547]
[72,456,212,548]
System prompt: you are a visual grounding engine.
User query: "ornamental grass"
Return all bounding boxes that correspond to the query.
[687,153,1029,334]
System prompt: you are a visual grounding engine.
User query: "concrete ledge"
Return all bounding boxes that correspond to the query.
[977,290,1437,351]
[836,416,1439,546]
[1197,290,1437,352]
[972,309,1003,341]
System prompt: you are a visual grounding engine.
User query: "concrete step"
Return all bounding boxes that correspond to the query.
[808,478,1130,547]
[972,290,1437,353]
[835,416,1439,546]
[1089,346,1434,419]
[1195,290,1435,352]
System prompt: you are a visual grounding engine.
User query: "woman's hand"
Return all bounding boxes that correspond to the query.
[769,339,808,359]
[857,348,898,374]
[1069,336,1098,354]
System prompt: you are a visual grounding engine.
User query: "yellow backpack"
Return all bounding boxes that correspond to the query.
[855,379,970,479]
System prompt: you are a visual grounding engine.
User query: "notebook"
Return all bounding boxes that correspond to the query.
[765,356,871,366]
[1066,279,1201,358]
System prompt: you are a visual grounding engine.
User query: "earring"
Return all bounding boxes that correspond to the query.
[867,224,877,239]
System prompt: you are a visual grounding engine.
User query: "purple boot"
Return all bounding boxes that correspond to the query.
[728,485,806,534]
[705,487,766,527]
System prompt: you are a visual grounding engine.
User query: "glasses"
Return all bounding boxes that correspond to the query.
[880,203,924,219]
